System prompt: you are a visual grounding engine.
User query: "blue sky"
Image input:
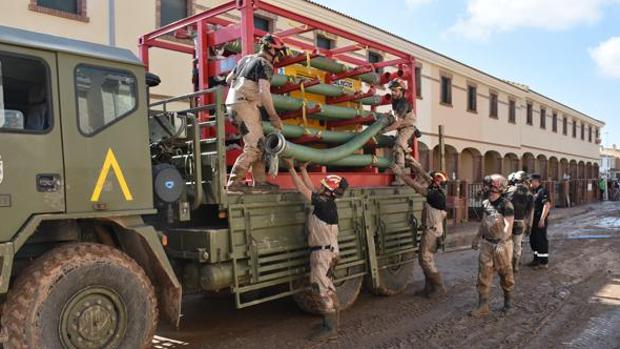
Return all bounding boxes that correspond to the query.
[312,0,620,146]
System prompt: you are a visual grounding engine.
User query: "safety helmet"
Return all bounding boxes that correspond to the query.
[388,79,405,90]
[321,174,348,193]
[513,170,529,184]
[507,172,516,185]
[483,174,508,194]
[430,171,448,184]
[259,34,286,50]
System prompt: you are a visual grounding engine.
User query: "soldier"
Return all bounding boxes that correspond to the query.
[225,34,286,192]
[394,167,448,297]
[283,159,348,340]
[470,174,515,317]
[505,171,534,273]
[528,173,552,269]
[383,79,429,184]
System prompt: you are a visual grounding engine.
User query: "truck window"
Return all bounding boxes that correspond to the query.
[0,53,52,132]
[75,65,137,136]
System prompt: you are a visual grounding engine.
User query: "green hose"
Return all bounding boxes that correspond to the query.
[272,94,376,120]
[324,154,393,168]
[271,74,350,97]
[264,115,393,163]
[262,122,394,147]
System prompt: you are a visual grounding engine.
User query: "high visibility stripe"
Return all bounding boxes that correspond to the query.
[534,251,549,257]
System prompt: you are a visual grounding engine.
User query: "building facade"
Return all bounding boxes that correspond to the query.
[600,146,620,179]
[0,0,605,184]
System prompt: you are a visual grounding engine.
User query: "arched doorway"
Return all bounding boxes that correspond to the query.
[537,155,548,179]
[433,144,459,180]
[503,153,520,177]
[484,150,502,175]
[549,157,559,180]
[578,161,585,179]
[593,163,600,178]
[586,162,593,179]
[522,153,536,174]
[460,147,483,183]
[418,141,431,172]
[560,158,569,179]
[569,160,578,179]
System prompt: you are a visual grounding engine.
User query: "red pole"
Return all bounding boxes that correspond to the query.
[138,42,150,70]
[238,0,256,56]
[197,19,210,123]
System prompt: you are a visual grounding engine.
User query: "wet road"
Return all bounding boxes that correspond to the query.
[154,202,620,349]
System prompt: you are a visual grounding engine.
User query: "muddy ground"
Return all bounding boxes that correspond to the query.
[154,202,620,349]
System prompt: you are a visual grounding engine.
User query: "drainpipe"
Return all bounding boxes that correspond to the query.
[108,0,116,46]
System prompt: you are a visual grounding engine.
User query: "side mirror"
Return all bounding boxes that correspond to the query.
[145,72,161,88]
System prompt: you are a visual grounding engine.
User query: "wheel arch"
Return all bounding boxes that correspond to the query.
[3,212,181,328]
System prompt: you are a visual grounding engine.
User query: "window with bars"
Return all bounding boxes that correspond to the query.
[581,122,585,140]
[160,0,189,27]
[489,92,498,118]
[509,99,516,123]
[415,66,422,98]
[588,125,592,142]
[254,15,272,32]
[440,76,452,105]
[467,85,477,112]
[572,120,577,138]
[526,103,533,125]
[540,107,546,129]
[552,112,557,132]
[563,116,567,135]
[316,35,334,49]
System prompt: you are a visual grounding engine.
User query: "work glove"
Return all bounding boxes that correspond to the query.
[413,127,422,139]
[271,118,283,132]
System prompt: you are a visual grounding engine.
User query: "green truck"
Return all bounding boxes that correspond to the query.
[0,25,424,348]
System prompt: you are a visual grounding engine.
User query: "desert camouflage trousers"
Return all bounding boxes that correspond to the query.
[227,102,267,185]
[477,239,515,296]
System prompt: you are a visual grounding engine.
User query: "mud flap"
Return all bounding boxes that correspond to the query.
[109,216,182,328]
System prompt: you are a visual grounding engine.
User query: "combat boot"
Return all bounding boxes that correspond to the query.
[227,182,250,193]
[309,310,339,341]
[502,291,512,313]
[427,272,446,298]
[469,294,490,317]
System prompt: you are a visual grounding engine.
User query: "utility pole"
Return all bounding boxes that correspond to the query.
[439,125,446,173]
[108,0,116,46]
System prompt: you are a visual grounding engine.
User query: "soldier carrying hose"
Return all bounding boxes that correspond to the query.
[382,79,429,185]
[394,167,448,297]
[225,34,286,192]
[470,174,515,317]
[283,159,348,341]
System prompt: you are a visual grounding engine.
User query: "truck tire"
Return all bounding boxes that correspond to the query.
[293,265,363,314]
[2,243,158,349]
[368,251,415,296]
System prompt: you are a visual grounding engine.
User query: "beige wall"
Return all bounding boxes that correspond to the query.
[0,0,604,173]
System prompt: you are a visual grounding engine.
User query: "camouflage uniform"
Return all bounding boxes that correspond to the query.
[505,183,534,271]
[308,193,340,314]
[384,96,420,171]
[226,54,277,185]
[476,197,515,301]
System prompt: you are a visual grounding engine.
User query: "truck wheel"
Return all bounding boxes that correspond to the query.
[293,265,363,314]
[2,243,158,349]
[368,252,415,296]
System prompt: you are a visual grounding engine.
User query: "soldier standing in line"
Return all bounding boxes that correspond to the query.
[382,79,430,185]
[505,171,534,273]
[528,173,552,269]
[225,34,286,192]
[284,159,348,340]
[394,167,448,297]
[470,174,515,317]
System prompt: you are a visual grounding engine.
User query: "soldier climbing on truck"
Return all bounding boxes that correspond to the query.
[284,158,348,340]
[225,34,287,192]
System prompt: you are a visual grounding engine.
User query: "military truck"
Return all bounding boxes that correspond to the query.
[0,3,427,347]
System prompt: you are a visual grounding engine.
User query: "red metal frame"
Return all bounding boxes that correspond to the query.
[138,0,418,187]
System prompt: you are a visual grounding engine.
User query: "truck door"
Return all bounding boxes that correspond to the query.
[0,45,65,241]
[57,54,153,213]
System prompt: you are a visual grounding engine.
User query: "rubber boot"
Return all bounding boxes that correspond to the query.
[253,181,280,191]
[309,311,339,341]
[502,291,512,313]
[227,181,250,193]
[424,272,446,298]
[469,294,490,317]
[414,277,433,297]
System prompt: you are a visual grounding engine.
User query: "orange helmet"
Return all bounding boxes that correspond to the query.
[321,175,347,192]
[430,171,448,184]
[259,34,286,50]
